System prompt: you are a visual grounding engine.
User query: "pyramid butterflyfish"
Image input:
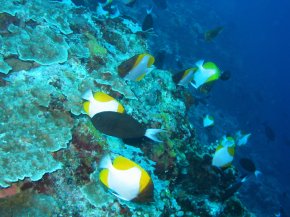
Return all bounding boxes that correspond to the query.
[212,136,235,168]
[118,54,155,81]
[191,60,221,89]
[99,155,154,202]
[82,89,124,118]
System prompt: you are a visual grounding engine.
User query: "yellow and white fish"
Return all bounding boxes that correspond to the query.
[99,155,154,202]
[191,60,221,89]
[212,136,235,168]
[82,89,124,118]
[118,54,155,81]
[235,131,251,146]
[203,114,214,128]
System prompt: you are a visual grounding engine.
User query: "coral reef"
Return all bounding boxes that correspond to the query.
[0,0,253,216]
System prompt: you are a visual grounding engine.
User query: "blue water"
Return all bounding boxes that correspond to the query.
[146,0,290,215]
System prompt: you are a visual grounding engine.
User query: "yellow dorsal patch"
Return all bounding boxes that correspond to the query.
[83,101,90,115]
[203,62,221,82]
[113,156,137,170]
[133,54,146,69]
[147,55,155,67]
[203,62,217,70]
[228,146,235,156]
[99,169,109,188]
[112,156,151,194]
[93,92,114,102]
[216,144,224,151]
[139,169,151,193]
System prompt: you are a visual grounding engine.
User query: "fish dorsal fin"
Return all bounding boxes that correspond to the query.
[132,54,154,69]
[195,59,204,68]
[203,62,220,82]
[216,144,224,151]
[113,156,138,170]
[92,92,125,114]
[99,169,110,188]
[113,156,151,193]
[228,146,235,156]
[147,55,155,67]
[93,92,115,102]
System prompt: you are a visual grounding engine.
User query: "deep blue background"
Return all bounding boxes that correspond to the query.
[205,0,290,214]
[143,0,290,215]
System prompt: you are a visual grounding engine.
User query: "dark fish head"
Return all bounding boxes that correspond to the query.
[220,70,231,81]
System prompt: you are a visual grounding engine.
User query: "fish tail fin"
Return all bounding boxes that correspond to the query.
[190,81,198,89]
[241,175,249,183]
[195,59,204,68]
[145,129,165,142]
[255,170,262,178]
[82,89,94,101]
[146,65,155,74]
[99,155,113,169]
[147,7,153,14]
